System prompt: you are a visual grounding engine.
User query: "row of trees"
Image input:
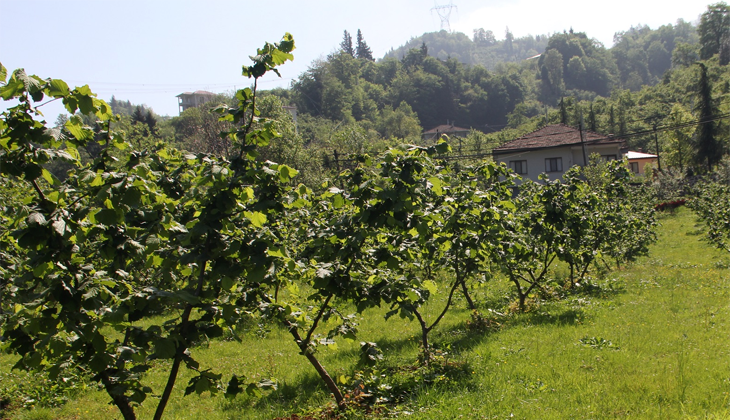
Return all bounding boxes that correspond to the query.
[1,37,657,419]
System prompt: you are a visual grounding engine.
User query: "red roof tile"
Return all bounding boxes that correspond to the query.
[492,124,623,154]
[423,124,470,134]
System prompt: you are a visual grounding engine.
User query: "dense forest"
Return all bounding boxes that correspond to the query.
[81,3,728,185]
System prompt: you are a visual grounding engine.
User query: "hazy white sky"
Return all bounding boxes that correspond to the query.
[0,0,707,123]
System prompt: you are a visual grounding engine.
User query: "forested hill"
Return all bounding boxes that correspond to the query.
[383,29,550,70]
[384,20,698,87]
[284,17,700,133]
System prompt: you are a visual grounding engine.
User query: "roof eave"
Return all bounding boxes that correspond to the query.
[493,139,625,155]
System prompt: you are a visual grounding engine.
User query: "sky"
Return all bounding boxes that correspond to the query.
[0,0,708,124]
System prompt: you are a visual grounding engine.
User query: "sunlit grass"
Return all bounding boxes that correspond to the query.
[2,207,729,419]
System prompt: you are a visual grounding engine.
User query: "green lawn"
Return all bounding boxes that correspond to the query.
[2,207,729,420]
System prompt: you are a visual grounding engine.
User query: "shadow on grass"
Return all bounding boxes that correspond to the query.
[220,280,622,417]
[220,371,327,414]
[513,307,584,326]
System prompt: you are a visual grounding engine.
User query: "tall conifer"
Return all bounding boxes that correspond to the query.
[696,62,720,171]
[356,29,374,61]
[340,30,354,57]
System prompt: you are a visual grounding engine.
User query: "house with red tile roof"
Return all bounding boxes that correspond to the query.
[422,122,470,141]
[492,124,626,182]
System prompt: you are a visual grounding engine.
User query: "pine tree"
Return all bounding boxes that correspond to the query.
[608,105,616,134]
[356,29,374,61]
[132,106,146,124]
[699,2,730,60]
[618,105,627,136]
[145,109,157,134]
[696,62,721,171]
[588,103,597,132]
[559,97,567,125]
[572,100,581,127]
[340,30,354,57]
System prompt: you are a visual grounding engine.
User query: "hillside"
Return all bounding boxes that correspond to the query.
[383,29,549,70]
[383,19,698,91]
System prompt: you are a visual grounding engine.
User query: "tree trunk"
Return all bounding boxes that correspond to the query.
[567,264,575,288]
[155,240,210,420]
[460,279,476,310]
[288,326,346,410]
[413,308,431,365]
[509,274,527,312]
[100,371,136,420]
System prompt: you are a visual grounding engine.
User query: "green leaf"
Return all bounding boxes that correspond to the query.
[267,246,285,258]
[41,168,56,186]
[89,173,104,187]
[47,79,69,97]
[28,212,46,226]
[0,79,24,100]
[499,200,516,210]
[244,211,267,228]
[406,290,420,302]
[51,219,66,236]
[422,280,438,295]
[33,261,53,278]
[278,164,298,182]
[64,116,94,142]
[246,383,262,397]
[429,177,444,196]
[23,163,43,181]
[94,209,119,225]
[154,338,177,359]
[61,145,81,162]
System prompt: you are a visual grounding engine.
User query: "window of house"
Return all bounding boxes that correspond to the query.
[602,154,618,161]
[629,162,639,173]
[509,160,527,174]
[545,157,562,172]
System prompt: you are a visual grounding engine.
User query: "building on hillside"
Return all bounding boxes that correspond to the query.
[176,91,217,114]
[492,124,626,182]
[626,150,657,175]
[422,121,470,141]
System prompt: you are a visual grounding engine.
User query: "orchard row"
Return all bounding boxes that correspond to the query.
[0,36,657,419]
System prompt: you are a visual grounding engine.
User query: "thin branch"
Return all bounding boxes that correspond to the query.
[30,179,46,202]
[427,274,462,332]
[35,97,61,109]
[238,78,259,160]
[304,293,333,344]
[153,234,210,420]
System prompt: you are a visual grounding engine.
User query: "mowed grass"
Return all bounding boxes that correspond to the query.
[2,206,729,420]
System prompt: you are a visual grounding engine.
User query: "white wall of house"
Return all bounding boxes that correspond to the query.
[495,144,622,182]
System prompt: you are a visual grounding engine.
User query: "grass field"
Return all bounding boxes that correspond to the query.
[2,206,729,420]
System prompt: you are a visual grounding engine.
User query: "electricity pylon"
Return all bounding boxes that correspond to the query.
[431,1,457,32]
